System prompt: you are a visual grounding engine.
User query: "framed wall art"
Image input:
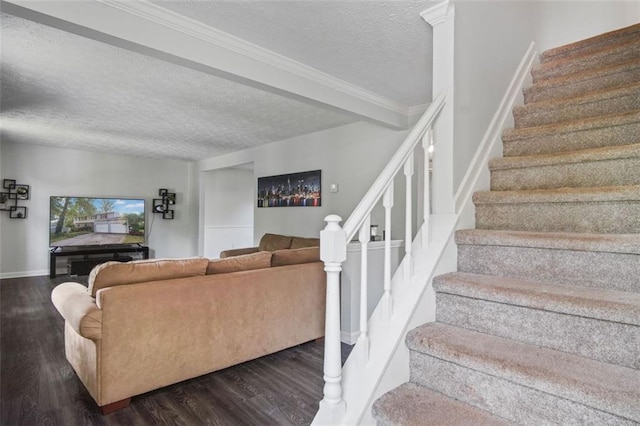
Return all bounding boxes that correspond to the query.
[257,169,321,208]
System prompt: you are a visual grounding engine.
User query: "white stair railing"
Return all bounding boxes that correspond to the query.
[317,92,446,423]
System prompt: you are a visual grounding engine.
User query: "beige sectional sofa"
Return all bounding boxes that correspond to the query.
[51,234,324,414]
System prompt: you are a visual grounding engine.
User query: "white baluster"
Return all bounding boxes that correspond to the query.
[404,152,414,283]
[422,128,434,248]
[317,215,347,421]
[357,215,371,362]
[382,184,394,321]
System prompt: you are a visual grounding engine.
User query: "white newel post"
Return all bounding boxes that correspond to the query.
[404,153,414,283]
[382,184,394,321]
[318,215,347,422]
[357,215,371,362]
[421,0,455,214]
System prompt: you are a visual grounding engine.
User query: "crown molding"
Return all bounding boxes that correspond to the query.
[97,0,413,118]
[420,0,451,27]
[408,103,429,117]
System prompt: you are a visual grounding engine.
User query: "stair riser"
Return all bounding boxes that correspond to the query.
[457,245,639,293]
[532,42,640,82]
[524,63,640,104]
[435,294,640,369]
[490,157,640,191]
[475,201,640,234]
[514,91,640,128]
[503,121,640,156]
[541,30,640,64]
[410,353,636,425]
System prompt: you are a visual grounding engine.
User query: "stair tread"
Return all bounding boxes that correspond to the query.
[541,23,640,63]
[515,80,640,115]
[407,323,640,422]
[454,229,640,254]
[489,142,640,170]
[473,184,640,204]
[373,383,512,426]
[435,272,640,326]
[524,57,640,97]
[533,37,640,80]
[502,109,640,142]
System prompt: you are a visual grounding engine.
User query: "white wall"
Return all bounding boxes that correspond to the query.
[198,121,411,247]
[202,167,254,258]
[533,1,640,53]
[0,141,198,277]
[452,0,640,192]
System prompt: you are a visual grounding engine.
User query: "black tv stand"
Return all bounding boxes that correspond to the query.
[49,245,150,278]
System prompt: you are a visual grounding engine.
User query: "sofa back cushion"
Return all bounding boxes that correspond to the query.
[258,233,293,252]
[290,236,320,249]
[88,257,209,297]
[272,247,321,267]
[206,251,272,274]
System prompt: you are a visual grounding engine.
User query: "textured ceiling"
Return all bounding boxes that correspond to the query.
[0,1,435,161]
[0,13,358,161]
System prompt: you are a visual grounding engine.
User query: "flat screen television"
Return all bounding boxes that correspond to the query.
[50,196,146,248]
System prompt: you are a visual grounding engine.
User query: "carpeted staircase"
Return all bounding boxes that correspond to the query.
[373,23,640,425]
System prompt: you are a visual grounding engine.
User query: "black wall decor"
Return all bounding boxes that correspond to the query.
[153,188,176,219]
[1,179,30,219]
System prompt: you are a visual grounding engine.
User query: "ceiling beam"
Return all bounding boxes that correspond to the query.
[2,0,410,129]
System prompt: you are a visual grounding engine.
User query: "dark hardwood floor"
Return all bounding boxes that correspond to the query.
[1,275,351,425]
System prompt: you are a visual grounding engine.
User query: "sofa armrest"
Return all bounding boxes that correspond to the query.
[51,282,103,340]
[219,247,259,258]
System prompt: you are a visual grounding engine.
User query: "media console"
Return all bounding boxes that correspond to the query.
[49,245,149,278]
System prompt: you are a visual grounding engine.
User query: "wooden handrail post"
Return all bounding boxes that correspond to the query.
[382,184,394,321]
[404,153,414,283]
[317,214,347,422]
[422,128,434,248]
[357,215,371,362]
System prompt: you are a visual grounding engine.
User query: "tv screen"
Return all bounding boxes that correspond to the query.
[50,196,145,248]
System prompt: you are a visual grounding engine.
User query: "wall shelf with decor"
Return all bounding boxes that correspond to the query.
[0,179,30,219]
[153,188,176,219]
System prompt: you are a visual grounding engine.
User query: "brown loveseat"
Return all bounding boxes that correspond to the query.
[220,232,320,258]
[51,235,324,414]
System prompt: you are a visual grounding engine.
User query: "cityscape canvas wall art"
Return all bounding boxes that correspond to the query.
[257,170,321,208]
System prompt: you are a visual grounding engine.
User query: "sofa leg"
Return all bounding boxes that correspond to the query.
[100,398,131,415]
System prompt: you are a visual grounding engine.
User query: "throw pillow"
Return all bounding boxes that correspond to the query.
[271,247,321,267]
[290,236,320,249]
[206,251,272,274]
[258,233,293,252]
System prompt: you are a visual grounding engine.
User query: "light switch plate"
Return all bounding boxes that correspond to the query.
[330,183,339,193]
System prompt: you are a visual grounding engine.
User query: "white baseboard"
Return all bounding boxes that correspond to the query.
[341,330,359,345]
[0,269,50,280]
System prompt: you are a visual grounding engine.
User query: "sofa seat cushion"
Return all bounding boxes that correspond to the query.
[290,237,320,249]
[258,233,293,252]
[88,257,209,297]
[272,247,321,267]
[207,251,272,274]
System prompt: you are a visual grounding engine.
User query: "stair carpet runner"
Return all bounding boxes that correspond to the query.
[373,23,640,425]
